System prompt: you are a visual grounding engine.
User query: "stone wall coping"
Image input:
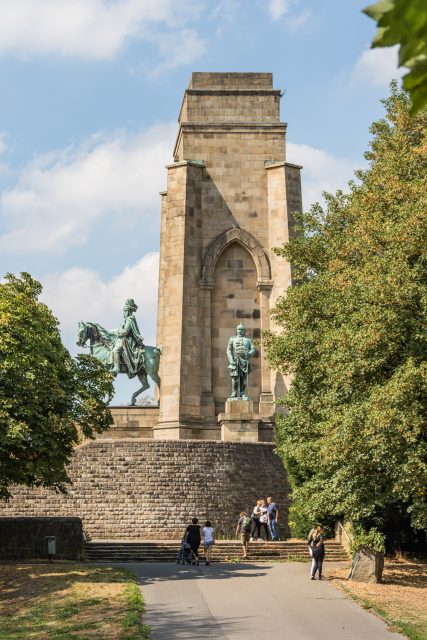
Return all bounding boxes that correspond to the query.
[110,405,159,410]
[265,161,286,169]
[189,71,273,85]
[178,122,286,130]
[185,89,282,97]
[265,160,303,170]
[166,159,206,170]
[81,438,276,447]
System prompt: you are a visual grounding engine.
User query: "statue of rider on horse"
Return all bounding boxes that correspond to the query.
[77,299,161,406]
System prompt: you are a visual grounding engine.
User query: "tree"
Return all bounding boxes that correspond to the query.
[0,272,114,499]
[363,0,427,114]
[264,85,427,549]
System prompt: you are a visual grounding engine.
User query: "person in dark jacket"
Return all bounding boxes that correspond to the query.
[309,527,325,580]
[185,517,201,565]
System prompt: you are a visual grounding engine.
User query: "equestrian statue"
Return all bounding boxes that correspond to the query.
[77,298,161,406]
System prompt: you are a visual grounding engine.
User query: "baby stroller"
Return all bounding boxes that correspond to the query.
[176,533,198,565]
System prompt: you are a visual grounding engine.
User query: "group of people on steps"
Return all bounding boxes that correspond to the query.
[183,507,326,581]
[236,496,280,559]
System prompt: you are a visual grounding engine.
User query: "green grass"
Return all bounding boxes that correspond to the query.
[0,565,150,640]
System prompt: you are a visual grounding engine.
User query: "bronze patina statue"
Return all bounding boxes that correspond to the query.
[227,323,256,400]
[111,298,145,375]
[77,299,161,406]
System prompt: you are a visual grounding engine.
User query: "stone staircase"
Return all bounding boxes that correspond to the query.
[84,540,349,563]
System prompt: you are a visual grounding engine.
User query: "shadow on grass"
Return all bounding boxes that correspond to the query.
[0,564,147,640]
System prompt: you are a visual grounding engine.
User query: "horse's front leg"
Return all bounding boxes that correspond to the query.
[130,374,150,406]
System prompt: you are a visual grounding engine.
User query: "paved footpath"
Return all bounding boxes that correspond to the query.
[121,562,405,640]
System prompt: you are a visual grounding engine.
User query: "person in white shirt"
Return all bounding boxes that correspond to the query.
[250,499,262,541]
[259,499,270,541]
[202,520,215,565]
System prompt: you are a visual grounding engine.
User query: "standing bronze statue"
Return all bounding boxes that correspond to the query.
[77,299,161,406]
[227,323,256,400]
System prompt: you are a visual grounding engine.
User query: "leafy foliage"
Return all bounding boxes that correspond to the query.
[264,85,427,546]
[350,526,386,554]
[0,272,114,499]
[363,0,427,114]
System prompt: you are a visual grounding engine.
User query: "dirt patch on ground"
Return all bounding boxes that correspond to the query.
[328,559,427,639]
[0,563,148,639]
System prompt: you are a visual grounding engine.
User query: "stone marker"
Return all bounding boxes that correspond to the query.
[348,545,384,583]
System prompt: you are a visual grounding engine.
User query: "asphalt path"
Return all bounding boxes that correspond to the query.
[119,562,405,640]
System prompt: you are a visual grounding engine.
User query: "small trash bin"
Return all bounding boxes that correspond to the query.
[45,536,56,561]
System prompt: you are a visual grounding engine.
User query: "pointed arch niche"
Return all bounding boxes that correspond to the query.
[199,228,273,417]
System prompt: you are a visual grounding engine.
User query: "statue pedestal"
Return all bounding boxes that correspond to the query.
[218,399,260,442]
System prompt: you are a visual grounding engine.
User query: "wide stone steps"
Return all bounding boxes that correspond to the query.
[84,540,349,563]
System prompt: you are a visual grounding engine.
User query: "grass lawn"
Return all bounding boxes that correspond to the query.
[329,559,427,640]
[0,563,150,640]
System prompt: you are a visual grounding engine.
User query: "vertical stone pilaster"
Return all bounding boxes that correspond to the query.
[155,160,204,439]
[258,283,274,419]
[199,283,216,423]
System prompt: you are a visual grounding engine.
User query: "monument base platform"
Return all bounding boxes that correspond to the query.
[218,399,260,442]
[101,406,159,439]
[2,439,290,540]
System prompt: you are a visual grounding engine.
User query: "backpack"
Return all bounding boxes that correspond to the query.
[242,516,252,533]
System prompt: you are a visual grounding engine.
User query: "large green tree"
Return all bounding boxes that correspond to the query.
[0,272,114,499]
[264,85,427,548]
[363,0,427,114]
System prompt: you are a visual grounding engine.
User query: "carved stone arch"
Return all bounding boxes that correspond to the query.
[200,227,272,288]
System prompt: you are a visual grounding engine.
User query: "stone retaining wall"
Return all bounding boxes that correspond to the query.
[1,440,290,540]
[0,517,83,560]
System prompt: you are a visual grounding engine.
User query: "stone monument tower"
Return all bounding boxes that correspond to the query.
[155,72,302,440]
[1,72,298,541]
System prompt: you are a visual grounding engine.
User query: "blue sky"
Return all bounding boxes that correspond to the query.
[0,0,403,403]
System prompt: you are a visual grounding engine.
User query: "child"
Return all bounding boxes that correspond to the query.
[202,520,215,566]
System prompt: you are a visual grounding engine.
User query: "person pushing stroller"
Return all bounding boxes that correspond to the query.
[184,517,201,565]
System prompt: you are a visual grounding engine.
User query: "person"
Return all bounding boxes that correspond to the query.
[309,527,325,580]
[259,500,269,541]
[185,517,201,565]
[227,324,256,399]
[236,511,252,559]
[202,520,215,566]
[267,496,279,541]
[307,526,316,558]
[110,298,146,377]
[250,500,262,542]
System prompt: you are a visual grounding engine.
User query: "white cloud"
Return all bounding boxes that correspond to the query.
[268,0,292,21]
[267,0,312,30]
[42,252,159,347]
[0,0,205,65]
[0,133,7,155]
[287,142,359,209]
[0,122,176,253]
[287,7,312,30]
[144,28,206,77]
[348,45,405,90]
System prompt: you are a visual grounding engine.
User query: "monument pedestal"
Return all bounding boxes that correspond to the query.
[218,399,260,442]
